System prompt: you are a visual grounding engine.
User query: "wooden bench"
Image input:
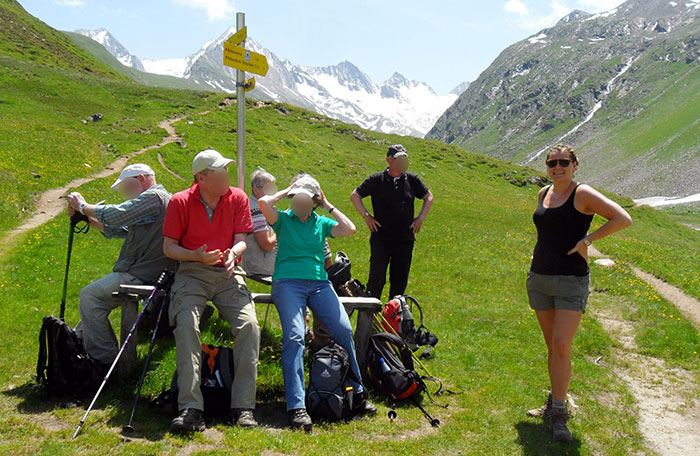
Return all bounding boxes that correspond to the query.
[252,293,382,381]
[114,278,383,383]
[112,284,158,379]
[113,283,215,379]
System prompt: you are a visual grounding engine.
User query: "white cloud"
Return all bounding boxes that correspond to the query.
[53,0,86,6]
[503,0,626,31]
[172,0,236,22]
[503,0,571,30]
[504,0,530,15]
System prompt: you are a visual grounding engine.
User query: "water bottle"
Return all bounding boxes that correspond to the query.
[379,357,391,374]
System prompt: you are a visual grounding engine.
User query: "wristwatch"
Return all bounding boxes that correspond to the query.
[364,211,370,218]
[78,202,87,214]
[583,235,592,246]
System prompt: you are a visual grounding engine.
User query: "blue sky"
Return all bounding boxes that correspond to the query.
[22,0,625,93]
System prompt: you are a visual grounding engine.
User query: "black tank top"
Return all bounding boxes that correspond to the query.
[531,184,594,276]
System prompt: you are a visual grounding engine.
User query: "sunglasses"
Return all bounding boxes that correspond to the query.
[546,159,571,168]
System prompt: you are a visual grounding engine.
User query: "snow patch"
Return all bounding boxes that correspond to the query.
[634,193,700,207]
[142,58,188,78]
[585,8,618,21]
[528,33,548,44]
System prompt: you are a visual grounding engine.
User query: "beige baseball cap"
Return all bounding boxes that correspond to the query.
[288,175,321,199]
[110,164,155,189]
[192,149,234,175]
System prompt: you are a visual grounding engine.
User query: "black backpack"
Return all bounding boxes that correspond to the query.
[306,343,361,421]
[157,343,235,417]
[36,316,103,397]
[381,295,438,359]
[326,251,352,292]
[366,332,426,400]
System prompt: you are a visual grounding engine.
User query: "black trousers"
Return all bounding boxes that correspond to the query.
[366,238,414,300]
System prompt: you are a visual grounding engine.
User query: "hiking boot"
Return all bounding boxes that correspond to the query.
[229,408,258,428]
[170,408,205,434]
[548,407,573,443]
[288,408,313,432]
[527,392,552,418]
[355,391,377,416]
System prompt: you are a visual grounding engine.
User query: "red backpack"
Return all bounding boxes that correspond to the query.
[381,295,438,359]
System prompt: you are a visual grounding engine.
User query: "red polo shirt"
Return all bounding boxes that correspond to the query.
[163,183,253,255]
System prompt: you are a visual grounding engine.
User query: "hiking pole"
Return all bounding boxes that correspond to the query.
[373,313,436,379]
[122,285,170,437]
[72,270,174,439]
[411,396,441,428]
[59,211,90,320]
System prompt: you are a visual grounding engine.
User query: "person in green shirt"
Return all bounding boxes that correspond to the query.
[258,173,376,431]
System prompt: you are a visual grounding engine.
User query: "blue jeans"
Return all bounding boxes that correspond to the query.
[272,278,364,411]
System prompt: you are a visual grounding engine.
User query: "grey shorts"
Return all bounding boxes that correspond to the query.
[526,270,590,312]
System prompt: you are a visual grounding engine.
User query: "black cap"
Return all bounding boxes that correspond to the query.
[387,144,408,158]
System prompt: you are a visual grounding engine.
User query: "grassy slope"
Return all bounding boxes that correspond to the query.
[0,0,222,238]
[661,201,700,228]
[0,100,697,455]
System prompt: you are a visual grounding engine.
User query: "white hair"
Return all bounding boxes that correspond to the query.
[250,167,276,189]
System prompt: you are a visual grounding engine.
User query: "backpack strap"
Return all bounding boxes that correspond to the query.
[404,295,424,329]
[404,295,439,359]
[36,316,50,385]
[202,344,218,375]
[370,332,414,371]
[219,347,234,395]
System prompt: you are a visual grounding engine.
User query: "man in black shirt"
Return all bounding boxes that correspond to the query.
[350,144,434,299]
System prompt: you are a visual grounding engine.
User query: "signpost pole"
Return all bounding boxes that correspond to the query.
[236,12,246,190]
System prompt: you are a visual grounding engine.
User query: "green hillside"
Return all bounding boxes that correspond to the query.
[0,0,222,238]
[0,0,699,454]
[427,0,700,198]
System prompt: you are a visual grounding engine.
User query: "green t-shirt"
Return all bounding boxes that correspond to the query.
[272,209,337,281]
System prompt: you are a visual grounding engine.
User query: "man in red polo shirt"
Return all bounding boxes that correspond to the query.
[163,149,260,433]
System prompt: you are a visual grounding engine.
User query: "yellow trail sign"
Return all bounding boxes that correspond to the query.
[223,42,269,76]
[244,77,255,92]
[226,26,247,46]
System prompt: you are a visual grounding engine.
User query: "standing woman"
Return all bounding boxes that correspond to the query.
[526,144,632,442]
[258,173,376,432]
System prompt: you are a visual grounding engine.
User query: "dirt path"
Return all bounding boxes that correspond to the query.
[591,304,700,456]
[0,117,184,254]
[588,246,700,455]
[157,152,185,182]
[590,246,700,328]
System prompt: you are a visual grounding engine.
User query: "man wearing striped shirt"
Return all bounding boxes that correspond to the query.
[66,164,176,368]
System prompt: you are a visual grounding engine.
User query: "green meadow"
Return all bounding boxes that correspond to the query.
[1,0,699,454]
[1,100,699,455]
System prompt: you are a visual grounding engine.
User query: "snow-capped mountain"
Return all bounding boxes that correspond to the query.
[140,26,468,137]
[74,28,145,71]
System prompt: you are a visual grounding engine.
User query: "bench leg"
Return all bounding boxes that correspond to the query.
[354,310,373,384]
[119,297,138,379]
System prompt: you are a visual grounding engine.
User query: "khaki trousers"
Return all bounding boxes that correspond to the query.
[169,262,260,411]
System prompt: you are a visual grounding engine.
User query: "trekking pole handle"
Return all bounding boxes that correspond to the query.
[70,211,89,228]
[153,270,175,289]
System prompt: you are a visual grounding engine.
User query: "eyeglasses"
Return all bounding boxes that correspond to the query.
[546,159,571,168]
